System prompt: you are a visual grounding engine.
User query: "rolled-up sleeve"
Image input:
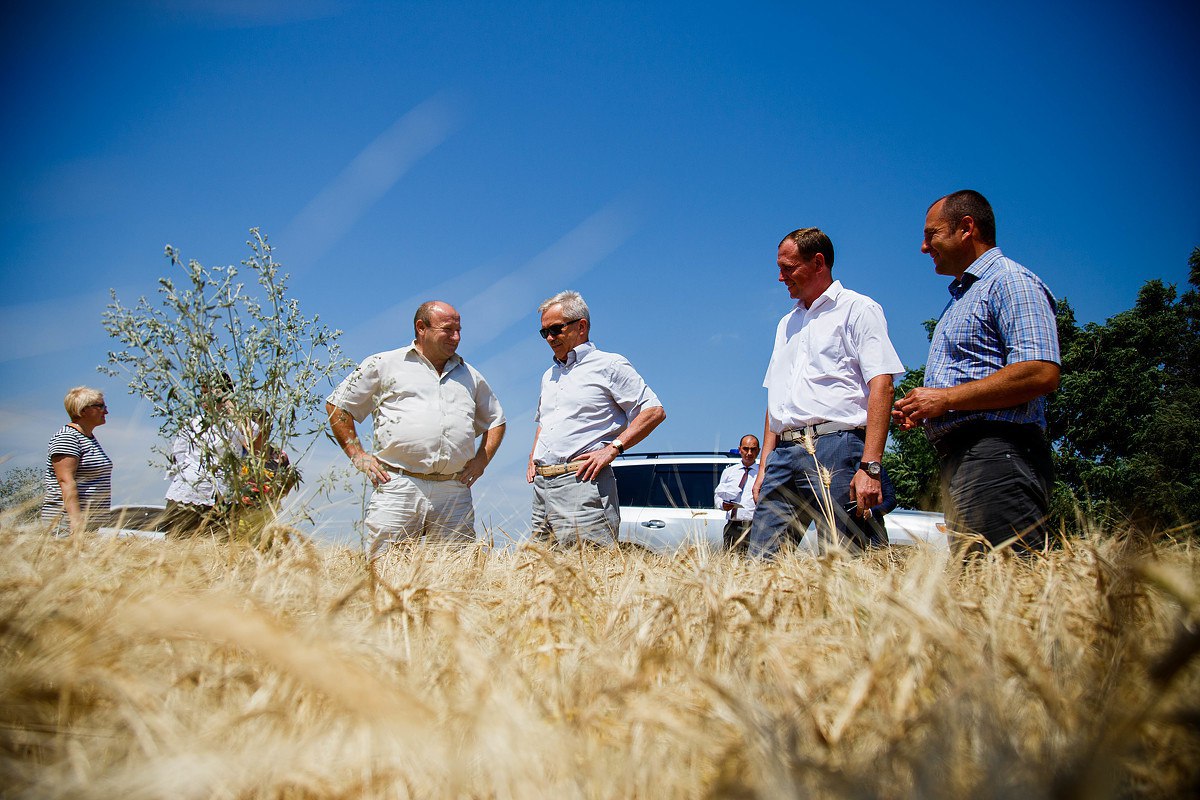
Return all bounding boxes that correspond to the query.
[327,357,382,423]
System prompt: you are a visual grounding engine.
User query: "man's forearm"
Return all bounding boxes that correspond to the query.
[758,411,777,469]
[894,360,1060,427]
[326,402,365,457]
[945,360,1060,412]
[619,405,666,449]
[478,423,506,464]
[863,374,894,462]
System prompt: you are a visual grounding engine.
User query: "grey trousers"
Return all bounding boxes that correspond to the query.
[530,465,620,546]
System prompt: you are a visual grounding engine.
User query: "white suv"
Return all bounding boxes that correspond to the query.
[611,452,947,553]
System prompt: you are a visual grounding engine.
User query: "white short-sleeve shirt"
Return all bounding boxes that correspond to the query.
[327,344,505,474]
[534,341,662,464]
[763,281,904,433]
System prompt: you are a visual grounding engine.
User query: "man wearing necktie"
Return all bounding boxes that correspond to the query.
[894,190,1060,555]
[714,434,760,551]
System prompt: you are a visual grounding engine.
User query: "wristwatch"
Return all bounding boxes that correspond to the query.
[858,461,882,479]
[612,439,626,454]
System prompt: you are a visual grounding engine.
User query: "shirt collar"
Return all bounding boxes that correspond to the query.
[797,279,843,313]
[405,341,462,372]
[947,247,1003,298]
[556,340,596,367]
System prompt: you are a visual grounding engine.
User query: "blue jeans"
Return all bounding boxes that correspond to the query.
[747,431,886,557]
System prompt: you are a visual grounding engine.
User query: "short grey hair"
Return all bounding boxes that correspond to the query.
[538,290,590,324]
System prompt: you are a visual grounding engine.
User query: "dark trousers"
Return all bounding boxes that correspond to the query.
[723,519,752,551]
[934,422,1053,554]
[162,499,225,539]
[747,430,888,557]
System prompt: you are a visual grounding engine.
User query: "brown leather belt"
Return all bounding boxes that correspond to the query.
[535,460,588,478]
[384,464,461,482]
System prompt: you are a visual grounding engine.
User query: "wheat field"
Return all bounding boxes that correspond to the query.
[1,524,1198,799]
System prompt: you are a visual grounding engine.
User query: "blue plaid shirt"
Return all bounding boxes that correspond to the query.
[923,247,1059,441]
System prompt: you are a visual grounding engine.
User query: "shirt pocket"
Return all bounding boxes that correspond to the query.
[807,329,848,367]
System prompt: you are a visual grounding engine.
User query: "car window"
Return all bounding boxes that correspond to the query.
[612,463,654,507]
[648,464,725,510]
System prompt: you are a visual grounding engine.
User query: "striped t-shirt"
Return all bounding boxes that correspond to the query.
[42,425,113,523]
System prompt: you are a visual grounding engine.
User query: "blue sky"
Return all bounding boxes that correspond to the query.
[3,1,1198,541]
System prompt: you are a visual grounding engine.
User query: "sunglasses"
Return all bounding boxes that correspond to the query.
[539,319,582,339]
[87,403,108,411]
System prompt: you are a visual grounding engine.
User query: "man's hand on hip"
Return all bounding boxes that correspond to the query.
[576,445,618,482]
[351,452,390,487]
[459,453,487,486]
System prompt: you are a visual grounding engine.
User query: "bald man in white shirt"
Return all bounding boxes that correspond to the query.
[327,300,506,558]
[748,228,904,556]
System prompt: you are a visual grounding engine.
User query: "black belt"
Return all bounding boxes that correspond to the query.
[933,420,1045,459]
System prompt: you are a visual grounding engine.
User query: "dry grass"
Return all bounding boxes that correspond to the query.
[1,524,1198,799]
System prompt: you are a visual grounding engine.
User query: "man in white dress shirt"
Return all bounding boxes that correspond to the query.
[527,290,666,546]
[327,301,506,558]
[748,228,904,556]
[714,434,760,551]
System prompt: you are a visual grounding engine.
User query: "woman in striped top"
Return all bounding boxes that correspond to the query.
[42,386,113,534]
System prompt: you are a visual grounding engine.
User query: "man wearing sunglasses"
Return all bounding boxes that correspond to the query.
[748,227,904,557]
[327,300,506,558]
[527,290,666,546]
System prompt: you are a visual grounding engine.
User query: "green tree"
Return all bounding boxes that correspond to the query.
[883,366,942,510]
[1048,248,1200,532]
[101,230,353,527]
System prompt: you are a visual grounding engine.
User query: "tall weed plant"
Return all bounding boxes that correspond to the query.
[101,230,353,524]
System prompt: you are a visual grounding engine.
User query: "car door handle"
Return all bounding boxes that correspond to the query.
[641,520,667,528]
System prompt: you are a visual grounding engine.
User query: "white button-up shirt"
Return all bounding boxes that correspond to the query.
[534,341,662,464]
[165,417,252,505]
[328,343,505,474]
[763,280,904,433]
[714,461,758,521]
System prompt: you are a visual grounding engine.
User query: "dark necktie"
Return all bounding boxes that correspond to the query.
[738,466,750,491]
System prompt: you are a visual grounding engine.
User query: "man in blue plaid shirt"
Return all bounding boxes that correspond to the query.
[894,190,1059,554]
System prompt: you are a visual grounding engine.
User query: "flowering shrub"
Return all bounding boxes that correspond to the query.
[102,230,351,535]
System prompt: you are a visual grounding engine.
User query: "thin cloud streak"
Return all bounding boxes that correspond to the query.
[282,95,460,270]
[457,203,634,340]
[342,201,636,356]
